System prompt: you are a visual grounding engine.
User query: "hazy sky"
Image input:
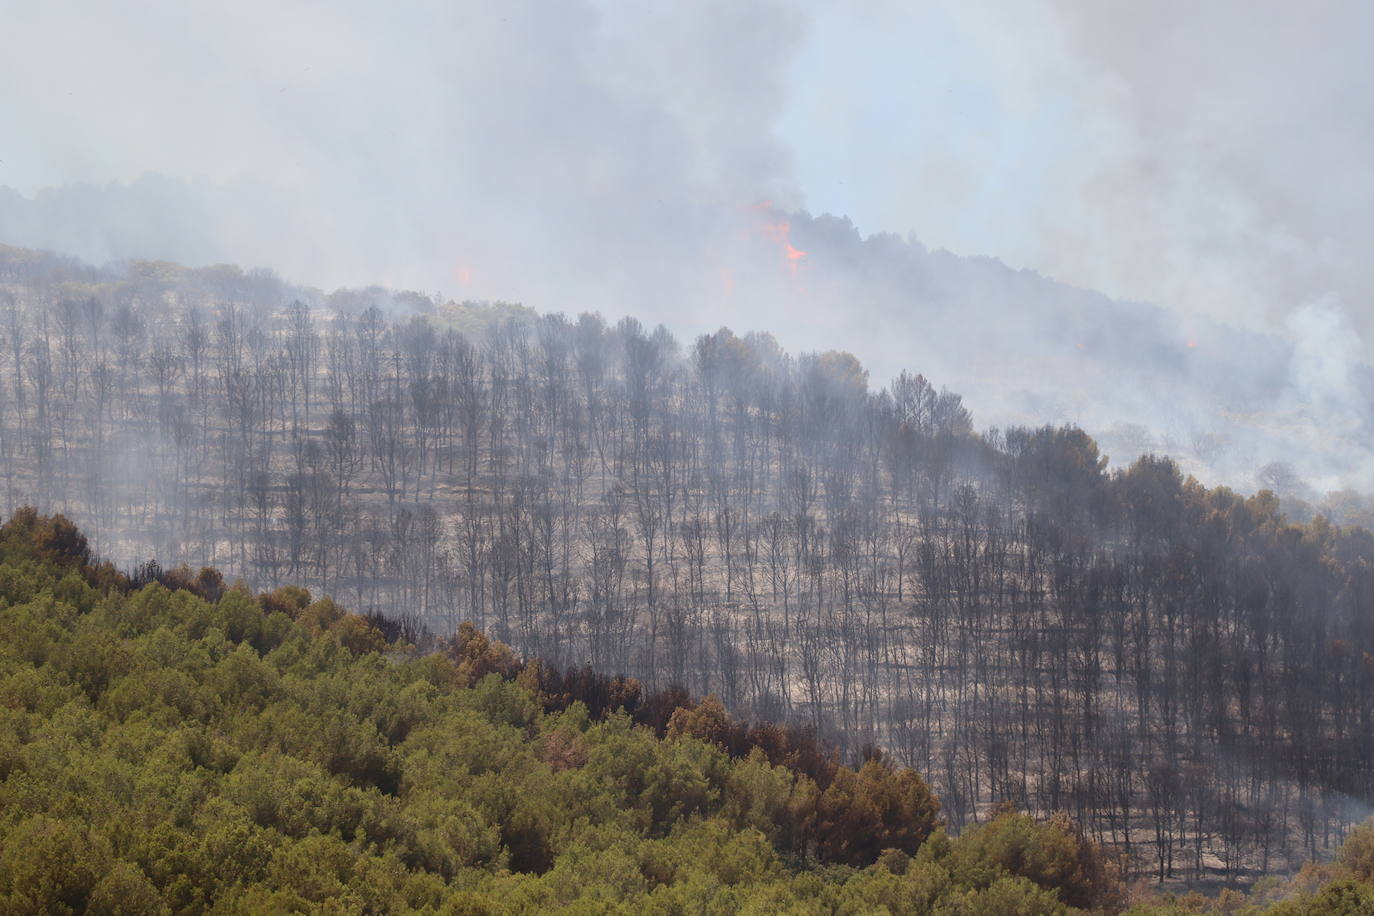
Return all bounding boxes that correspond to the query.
[2,0,1370,347]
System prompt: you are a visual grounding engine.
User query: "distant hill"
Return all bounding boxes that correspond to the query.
[3,183,1372,494]
[778,210,1374,494]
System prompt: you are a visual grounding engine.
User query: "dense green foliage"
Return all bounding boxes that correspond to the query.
[4,510,1373,914]
[0,511,1118,913]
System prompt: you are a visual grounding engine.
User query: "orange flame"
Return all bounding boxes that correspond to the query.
[758,219,806,271]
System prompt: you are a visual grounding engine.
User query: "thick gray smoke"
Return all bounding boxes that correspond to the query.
[1043,1,1374,332]
[2,0,1372,495]
[0,0,804,314]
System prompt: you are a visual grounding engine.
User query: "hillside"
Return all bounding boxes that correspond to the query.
[0,509,1115,913]
[1,246,1373,882]
[7,511,1374,914]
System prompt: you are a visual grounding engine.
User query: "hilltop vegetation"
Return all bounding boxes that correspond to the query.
[5,510,1374,913]
[0,509,1114,913]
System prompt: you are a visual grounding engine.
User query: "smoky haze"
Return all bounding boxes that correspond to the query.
[5,4,1374,884]
[2,0,1372,493]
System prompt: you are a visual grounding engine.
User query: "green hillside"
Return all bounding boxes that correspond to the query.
[0,509,1370,914]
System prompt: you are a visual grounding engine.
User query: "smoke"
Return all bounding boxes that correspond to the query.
[3,1,1373,494]
[781,1,1374,342]
[1283,298,1365,420]
[0,0,804,315]
[1040,1,1374,333]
